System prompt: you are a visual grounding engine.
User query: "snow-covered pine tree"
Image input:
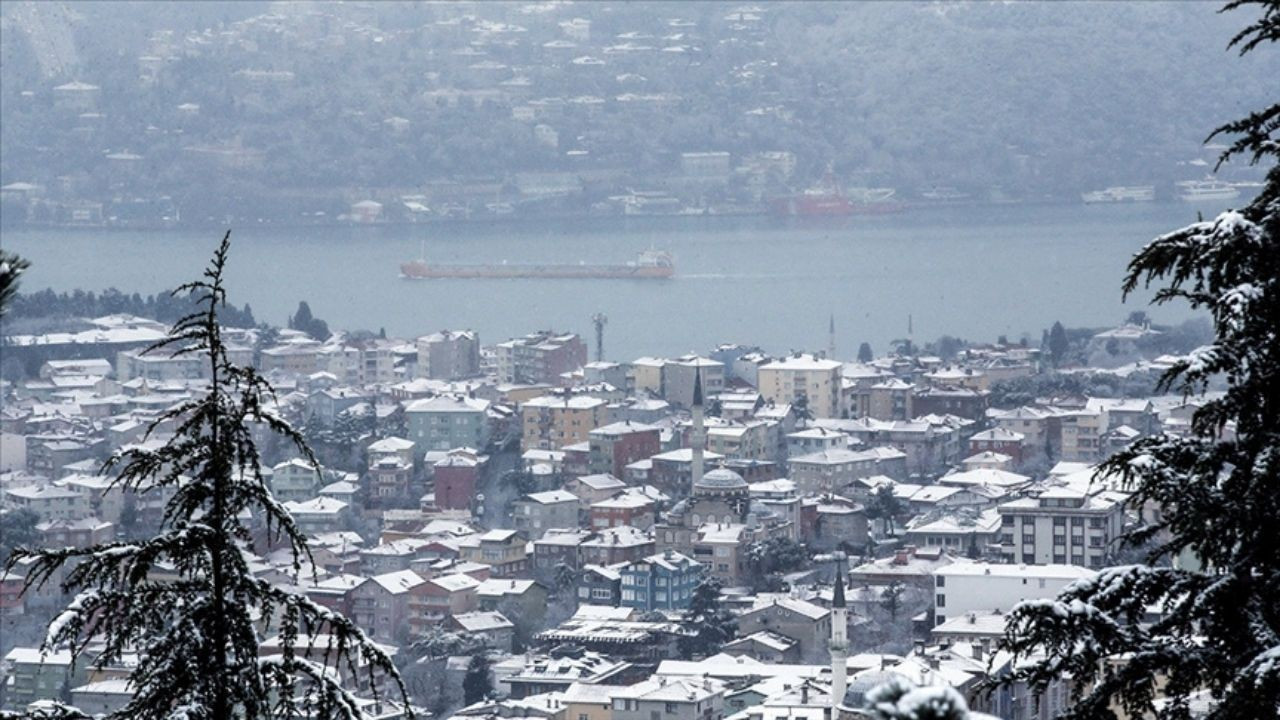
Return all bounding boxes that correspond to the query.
[993,3,1280,718]
[677,577,738,659]
[0,248,30,317]
[5,233,407,720]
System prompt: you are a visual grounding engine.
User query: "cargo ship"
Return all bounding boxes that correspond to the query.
[401,249,674,280]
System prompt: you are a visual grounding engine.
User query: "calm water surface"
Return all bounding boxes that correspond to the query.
[1,203,1220,360]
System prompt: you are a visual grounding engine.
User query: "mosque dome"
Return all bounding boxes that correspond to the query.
[695,466,748,493]
[843,671,909,710]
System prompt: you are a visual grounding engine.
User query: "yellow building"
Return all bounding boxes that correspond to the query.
[521,395,610,450]
[629,357,666,397]
[758,354,843,419]
[1061,407,1109,462]
[562,682,618,720]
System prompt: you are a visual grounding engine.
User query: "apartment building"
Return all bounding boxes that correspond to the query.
[406,395,491,452]
[619,550,702,611]
[1060,407,1109,463]
[996,486,1125,568]
[513,490,582,539]
[931,562,1095,625]
[612,677,725,720]
[757,354,842,419]
[496,331,588,385]
[589,421,662,478]
[416,330,481,380]
[521,395,610,451]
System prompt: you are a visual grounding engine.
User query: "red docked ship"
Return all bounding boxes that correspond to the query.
[771,172,905,216]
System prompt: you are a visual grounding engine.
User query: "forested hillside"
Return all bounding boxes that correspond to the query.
[1,1,1272,223]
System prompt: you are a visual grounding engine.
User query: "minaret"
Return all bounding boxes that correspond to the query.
[830,554,849,713]
[828,313,836,359]
[690,366,705,492]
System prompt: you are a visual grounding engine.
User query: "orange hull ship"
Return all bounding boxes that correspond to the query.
[401,249,674,280]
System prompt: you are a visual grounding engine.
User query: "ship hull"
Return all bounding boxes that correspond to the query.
[770,196,905,216]
[401,261,673,280]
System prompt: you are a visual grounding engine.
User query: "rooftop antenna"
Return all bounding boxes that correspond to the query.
[591,312,607,362]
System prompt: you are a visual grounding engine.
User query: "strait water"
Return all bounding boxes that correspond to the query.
[1,202,1226,360]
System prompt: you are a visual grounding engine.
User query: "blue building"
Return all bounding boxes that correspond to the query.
[619,550,702,611]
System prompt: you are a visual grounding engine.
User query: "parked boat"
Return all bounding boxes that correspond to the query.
[1081,186,1155,204]
[1178,179,1241,203]
[918,186,972,203]
[771,174,904,216]
[401,249,674,280]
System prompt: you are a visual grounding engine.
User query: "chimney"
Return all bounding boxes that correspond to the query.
[927,656,940,671]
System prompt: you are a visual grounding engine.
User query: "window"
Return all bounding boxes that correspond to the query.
[1053,517,1066,527]
[1089,517,1105,528]
[936,575,945,587]
[936,593,946,607]
[666,704,678,714]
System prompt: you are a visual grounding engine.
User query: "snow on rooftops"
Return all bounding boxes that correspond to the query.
[961,451,1012,465]
[652,447,725,463]
[430,573,482,592]
[583,526,651,546]
[370,569,427,594]
[931,611,1010,637]
[523,395,607,409]
[283,497,348,515]
[576,473,626,490]
[525,489,580,504]
[368,436,415,452]
[761,354,841,371]
[590,420,659,436]
[968,427,1026,442]
[747,595,829,620]
[613,676,724,702]
[938,468,1030,488]
[934,562,1096,580]
[4,647,75,665]
[406,395,490,413]
[748,478,797,496]
[452,610,514,633]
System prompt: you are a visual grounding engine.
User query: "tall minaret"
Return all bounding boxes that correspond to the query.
[690,366,705,492]
[828,313,836,359]
[830,553,849,713]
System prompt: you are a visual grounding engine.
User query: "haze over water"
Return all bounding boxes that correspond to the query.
[4,201,1223,359]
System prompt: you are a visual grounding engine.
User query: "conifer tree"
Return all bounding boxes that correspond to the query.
[462,654,493,706]
[6,233,407,719]
[994,3,1280,718]
[0,249,30,317]
[677,577,737,659]
[1047,321,1069,366]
